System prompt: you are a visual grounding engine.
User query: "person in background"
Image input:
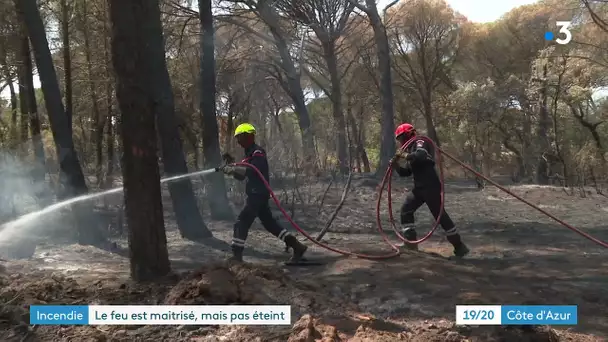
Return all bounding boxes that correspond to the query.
[220,123,309,263]
[391,123,470,258]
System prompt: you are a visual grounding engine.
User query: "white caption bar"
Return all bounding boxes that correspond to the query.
[88,305,291,325]
[455,305,502,325]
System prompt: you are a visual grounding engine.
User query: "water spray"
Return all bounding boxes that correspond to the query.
[3,140,604,262]
[0,167,219,246]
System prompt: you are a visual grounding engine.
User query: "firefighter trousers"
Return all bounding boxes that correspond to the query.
[231,194,291,251]
[400,186,462,245]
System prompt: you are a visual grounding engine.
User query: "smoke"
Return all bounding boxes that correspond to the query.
[0,153,50,219]
[0,152,57,258]
[0,158,219,260]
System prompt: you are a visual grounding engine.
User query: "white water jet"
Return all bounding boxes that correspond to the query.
[0,168,217,243]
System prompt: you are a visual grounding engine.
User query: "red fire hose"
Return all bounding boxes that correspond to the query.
[233,135,608,259]
[232,160,402,260]
[437,147,608,248]
[383,135,445,246]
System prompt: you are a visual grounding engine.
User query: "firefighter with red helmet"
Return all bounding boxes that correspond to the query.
[220,123,308,263]
[391,123,470,258]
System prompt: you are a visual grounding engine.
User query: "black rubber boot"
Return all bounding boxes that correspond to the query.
[453,243,470,258]
[447,234,469,258]
[401,227,418,251]
[285,235,307,262]
[228,246,244,263]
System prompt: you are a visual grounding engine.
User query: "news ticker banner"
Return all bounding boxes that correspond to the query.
[30,305,291,325]
[30,304,577,326]
[456,305,577,325]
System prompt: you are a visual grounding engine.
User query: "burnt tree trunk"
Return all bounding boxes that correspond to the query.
[15,0,87,195]
[18,47,30,147]
[322,40,348,174]
[103,5,115,188]
[20,33,46,179]
[256,2,316,168]
[134,0,214,237]
[60,0,73,130]
[19,31,49,204]
[363,0,396,175]
[81,0,104,184]
[108,0,170,281]
[16,0,105,245]
[17,37,29,148]
[199,0,233,221]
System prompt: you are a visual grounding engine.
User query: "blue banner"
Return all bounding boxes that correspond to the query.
[30,305,89,325]
[456,305,577,325]
[501,305,577,325]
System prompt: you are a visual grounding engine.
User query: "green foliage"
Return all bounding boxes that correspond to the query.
[1,0,606,185]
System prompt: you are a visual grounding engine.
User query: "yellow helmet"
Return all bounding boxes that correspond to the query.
[234,123,256,137]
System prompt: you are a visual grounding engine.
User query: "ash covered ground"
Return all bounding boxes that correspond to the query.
[1,174,607,341]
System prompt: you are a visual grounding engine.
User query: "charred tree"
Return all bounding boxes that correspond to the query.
[80,0,104,184]
[108,0,171,281]
[60,0,73,130]
[141,0,215,238]
[15,0,105,245]
[19,30,46,179]
[199,0,234,220]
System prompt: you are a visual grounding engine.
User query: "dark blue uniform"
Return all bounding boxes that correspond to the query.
[231,144,291,252]
[234,144,270,197]
[394,139,441,188]
[393,138,460,244]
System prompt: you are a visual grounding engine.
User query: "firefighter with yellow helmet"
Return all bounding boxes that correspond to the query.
[220,123,308,263]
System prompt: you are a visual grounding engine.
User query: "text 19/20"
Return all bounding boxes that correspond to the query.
[455,305,501,325]
[463,310,494,320]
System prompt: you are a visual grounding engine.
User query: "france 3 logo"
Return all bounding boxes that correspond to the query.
[544,21,572,45]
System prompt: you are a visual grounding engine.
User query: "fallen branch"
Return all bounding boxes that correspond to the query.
[316,177,334,215]
[4,291,23,305]
[315,172,353,241]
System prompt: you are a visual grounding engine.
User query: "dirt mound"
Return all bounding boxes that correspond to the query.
[0,269,92,306]
[285,315,591,342]
[287,314,409,341]
[164,262,352,317]
[164,262,285,305]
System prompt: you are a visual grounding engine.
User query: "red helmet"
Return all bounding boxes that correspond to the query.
[394,123,415,138]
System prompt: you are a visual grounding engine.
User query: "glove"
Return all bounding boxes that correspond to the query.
[221,165,236,175]
[391,158,409,170]
[394,149,407,160]
[222,165,247,177]
[405,152,415,161]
